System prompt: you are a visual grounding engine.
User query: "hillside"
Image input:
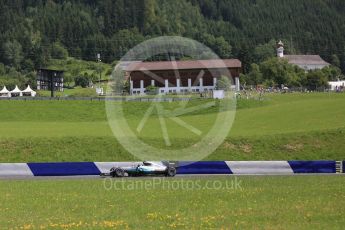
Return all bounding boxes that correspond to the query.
[0,0,345,71]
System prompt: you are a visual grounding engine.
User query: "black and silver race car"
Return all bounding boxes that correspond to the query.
[100,161,177,177]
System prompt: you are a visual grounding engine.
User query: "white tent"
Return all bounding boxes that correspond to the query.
[10,85,23,97]
[329,81,345,91]
[0,86,11,97]
[22,85,36,97]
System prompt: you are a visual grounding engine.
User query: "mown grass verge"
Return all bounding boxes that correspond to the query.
[0,93,344,162]
[0,176,344,229]
[0,128,344,162]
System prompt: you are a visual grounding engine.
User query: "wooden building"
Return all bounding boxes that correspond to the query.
[124,59,242,95]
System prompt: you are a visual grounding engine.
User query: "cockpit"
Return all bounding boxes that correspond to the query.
[142,161,152,166]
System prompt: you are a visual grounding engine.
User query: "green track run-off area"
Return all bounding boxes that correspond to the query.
[0,176,344,229]
[0,92,345,162]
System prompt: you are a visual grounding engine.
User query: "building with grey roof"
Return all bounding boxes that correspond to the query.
[277,41,330,71]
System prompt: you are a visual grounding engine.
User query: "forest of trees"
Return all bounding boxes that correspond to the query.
[240,57,341,90]
[1,0,345,89]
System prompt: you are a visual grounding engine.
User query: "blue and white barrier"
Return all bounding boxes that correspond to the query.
[0,163,33,176]
[225,161,293,175]
[288,161,336,174]
[177,161,232,174]
[94,162,141,174]
[0,161,342,177]
[28,162,100,176]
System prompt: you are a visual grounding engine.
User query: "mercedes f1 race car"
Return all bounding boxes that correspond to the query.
[100,161,177,177]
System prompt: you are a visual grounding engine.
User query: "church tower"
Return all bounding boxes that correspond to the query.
[277,40,284,58]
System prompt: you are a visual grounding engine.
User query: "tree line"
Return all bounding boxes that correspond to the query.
[240,58,342,90]
[1,0,345,89]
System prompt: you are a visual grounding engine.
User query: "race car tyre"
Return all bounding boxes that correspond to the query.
[111,168,125,177]
[166,167,177,177]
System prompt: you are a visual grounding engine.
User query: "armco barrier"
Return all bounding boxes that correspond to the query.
[288,161,336,174]
[0,161,342,177]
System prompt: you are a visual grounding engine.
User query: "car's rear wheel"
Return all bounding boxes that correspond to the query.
[166,167,176,177]
[110,168,125,177]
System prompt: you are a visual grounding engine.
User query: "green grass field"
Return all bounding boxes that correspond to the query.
[36,87,99,98]
[1,176,344,229]
[1,93,344,230]
[0,92,345,162]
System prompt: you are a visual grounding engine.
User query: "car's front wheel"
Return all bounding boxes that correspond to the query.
[166,167,176,177]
